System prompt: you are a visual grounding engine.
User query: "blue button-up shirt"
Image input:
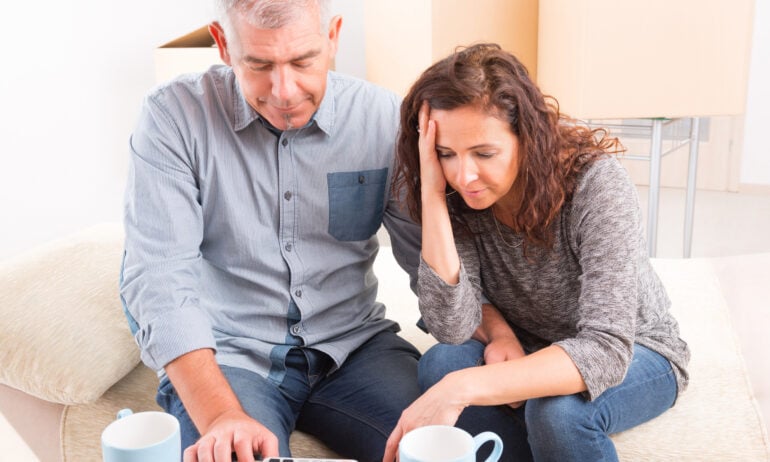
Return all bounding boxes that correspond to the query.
[120,66,420,383]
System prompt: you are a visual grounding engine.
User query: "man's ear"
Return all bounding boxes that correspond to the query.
[326,15,342,60]
[209,21,232,66]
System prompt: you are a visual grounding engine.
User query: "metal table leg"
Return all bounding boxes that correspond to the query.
[683,117,700,258]
[647,119,664,257]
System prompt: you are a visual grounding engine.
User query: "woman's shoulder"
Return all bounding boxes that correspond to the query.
[565,155,641,233]
[578,155,628,180]
[573,155,635,200]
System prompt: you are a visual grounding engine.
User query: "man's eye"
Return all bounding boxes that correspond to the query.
[293,61,312,69]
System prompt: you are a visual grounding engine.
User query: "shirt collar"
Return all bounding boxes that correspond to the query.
[231,70,337,136]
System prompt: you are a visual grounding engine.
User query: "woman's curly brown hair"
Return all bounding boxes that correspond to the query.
[393,43,624,249]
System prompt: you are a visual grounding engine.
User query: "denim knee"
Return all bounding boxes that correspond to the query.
[526,394,596,437]
[417,340,485,391]
[525,394,615,462]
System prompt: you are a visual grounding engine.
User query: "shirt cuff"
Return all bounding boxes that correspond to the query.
[136,308,216,371]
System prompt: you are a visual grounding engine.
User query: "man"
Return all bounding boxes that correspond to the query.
[120,1,422,461]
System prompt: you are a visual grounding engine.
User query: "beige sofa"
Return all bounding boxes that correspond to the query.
[1,223,769,461]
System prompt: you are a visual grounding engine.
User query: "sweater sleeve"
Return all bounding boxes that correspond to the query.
[417,237,483,344]
[555,158,644,400]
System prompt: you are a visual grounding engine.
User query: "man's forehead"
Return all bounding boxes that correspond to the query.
[243,46,322,64]
[233,13,326,57]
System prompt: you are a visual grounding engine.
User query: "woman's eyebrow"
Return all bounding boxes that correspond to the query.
[435,143,498,151]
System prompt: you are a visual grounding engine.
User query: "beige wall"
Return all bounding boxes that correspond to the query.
[537,0,754,120]
[535,0,754,191]
[430,0,538,77]
[364,0,538,96]
[364,0,433,97]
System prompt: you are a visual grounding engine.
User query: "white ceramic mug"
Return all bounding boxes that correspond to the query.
[399,425,503,462]
[101,408,181,462]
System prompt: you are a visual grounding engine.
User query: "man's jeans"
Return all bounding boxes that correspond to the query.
[156,329,421,462]
[419,340,677,462]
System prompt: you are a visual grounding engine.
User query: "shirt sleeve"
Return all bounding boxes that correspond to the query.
[383,190,422,292]
[120,89,216,371]
[416,236,484,344]
[555,158,643,400]
[381,90,422,293]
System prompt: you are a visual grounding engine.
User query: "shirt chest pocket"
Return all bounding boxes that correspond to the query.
[327,168,388,241]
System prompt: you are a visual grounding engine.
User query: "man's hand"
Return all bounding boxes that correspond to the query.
[484,335,526,365]
[184,409,279,462]
[473,304,527,408]
[165,349,280,461]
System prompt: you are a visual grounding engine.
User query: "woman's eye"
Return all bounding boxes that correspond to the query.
[436,151,454,159]
[476,152,495,158]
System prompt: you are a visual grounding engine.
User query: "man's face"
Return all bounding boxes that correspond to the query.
[211,7,340,130]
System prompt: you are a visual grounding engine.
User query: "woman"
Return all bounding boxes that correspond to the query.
[382,44,690,462]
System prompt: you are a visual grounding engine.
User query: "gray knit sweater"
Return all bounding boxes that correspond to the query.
[418,157,690,400]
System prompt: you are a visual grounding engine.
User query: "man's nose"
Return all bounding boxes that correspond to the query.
[271,66,299,102]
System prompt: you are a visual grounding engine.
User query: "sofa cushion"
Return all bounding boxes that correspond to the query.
[609,258,770,460]
[0,223,138,405]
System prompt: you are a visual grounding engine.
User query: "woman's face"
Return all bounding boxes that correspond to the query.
[431,105,521,211]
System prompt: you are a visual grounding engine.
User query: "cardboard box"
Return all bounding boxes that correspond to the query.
[154,26,222,83]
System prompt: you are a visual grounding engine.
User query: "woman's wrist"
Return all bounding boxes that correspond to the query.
[444,368,476,409]
[421,189,448,207]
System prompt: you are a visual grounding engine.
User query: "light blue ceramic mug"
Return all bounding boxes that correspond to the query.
[101,409,181,462]
[399,425,503,462]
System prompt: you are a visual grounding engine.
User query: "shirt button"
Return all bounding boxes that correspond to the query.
[291,325,301,335]
[285,243,292,252]
[282,138,288,147]
[284,191,292,201]
[295,289,302,298]
[358,175,365,184]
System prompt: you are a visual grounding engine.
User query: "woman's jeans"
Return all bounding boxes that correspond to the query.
[156,329,421,462]
[419,340,677,462]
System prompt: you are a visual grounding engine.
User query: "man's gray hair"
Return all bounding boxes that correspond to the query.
[215,0,331,39]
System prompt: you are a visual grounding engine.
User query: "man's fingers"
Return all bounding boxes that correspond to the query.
[213,436,232,462]
[184,443,199,462]
[195,435,216,462]
[255,433,280,460]
[232,430,257,462]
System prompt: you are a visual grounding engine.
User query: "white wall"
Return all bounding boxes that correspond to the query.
[0,1,213,259]
[741,0,770,186]
[332,0,366,79]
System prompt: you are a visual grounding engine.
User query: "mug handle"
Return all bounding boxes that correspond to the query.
[473,431,503,462]
[116,408,133,420]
